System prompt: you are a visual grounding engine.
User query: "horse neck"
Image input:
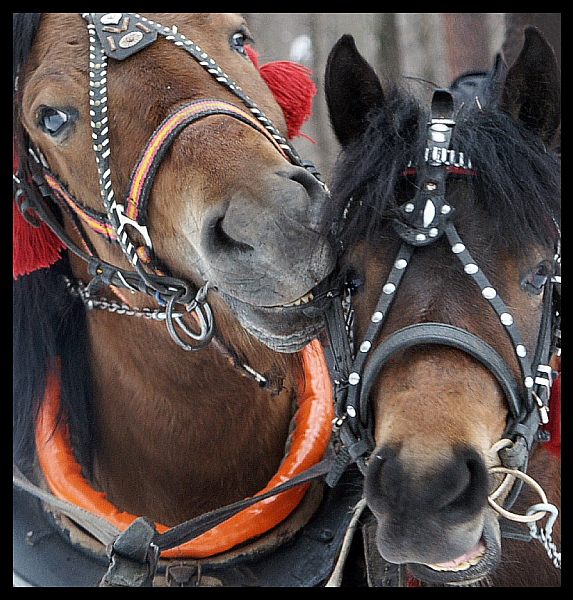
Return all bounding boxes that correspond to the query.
[83,296,299,526]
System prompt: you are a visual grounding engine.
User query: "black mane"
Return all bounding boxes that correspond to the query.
[13,13,96,475]
[331,80,560,257]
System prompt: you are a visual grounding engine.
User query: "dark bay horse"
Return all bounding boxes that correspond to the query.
[323,28,560,586]
[13,13,337,585]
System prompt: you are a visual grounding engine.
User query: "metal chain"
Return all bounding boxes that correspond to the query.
[65,277,180,321]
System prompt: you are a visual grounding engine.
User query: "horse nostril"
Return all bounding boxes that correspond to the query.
[365,445,488,522]
[208,214,253,253]
[434,447,488,516]
[276,166,329,229]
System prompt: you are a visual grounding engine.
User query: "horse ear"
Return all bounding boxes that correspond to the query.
[325,34,384,146]
[500,26,560,145]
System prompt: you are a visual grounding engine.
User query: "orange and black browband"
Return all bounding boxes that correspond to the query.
[44,99,292,244]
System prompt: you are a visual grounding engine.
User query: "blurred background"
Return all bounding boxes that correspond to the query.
[244,13,561,181]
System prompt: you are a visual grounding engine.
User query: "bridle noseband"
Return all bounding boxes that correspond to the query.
[324,90,561,509]
[14,12,326,352]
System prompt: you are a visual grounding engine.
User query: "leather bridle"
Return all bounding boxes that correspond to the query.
[323,90,561,509]
[13,12,326,352]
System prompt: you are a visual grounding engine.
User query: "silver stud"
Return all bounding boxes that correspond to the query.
[482,287,496,299]
[383,283,396,295]
[524,377,534,389]
[464,263,479,274]
[516,345,527,357]
[441,204,452,215]
[346,405,357,417]
[119,31,144,49]
[404,202,415,213]
[500,313,514,326]
[452,243,465,254]
[428,227,439,238]
[348,373,360,385]
[425,182,437,191]
[371,311,383,323]
[394,258,408,270]
[360,341,372,353]
[415,233,426,242]
[100,13,123,25]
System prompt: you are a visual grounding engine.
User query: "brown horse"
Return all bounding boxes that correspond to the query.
[13,13,337,585]
[323,28,560,586]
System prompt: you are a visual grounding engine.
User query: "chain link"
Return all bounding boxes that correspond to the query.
[65,278,181,321]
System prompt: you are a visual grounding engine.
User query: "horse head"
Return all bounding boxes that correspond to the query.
[14,13,335,354]
[324,28,560,585]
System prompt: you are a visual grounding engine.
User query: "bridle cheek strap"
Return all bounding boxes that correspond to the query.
[42,98,291,251]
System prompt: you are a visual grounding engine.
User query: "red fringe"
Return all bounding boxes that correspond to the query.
[13,199,66,279]
[246,45,316,139]
[544,374,561,458]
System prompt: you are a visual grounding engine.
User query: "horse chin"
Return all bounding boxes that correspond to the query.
[218,288,326,353]
[406,511,501,586]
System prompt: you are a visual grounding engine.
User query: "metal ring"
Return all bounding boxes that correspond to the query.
[165,289,214,351]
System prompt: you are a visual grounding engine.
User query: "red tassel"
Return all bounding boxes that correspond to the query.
[13,149,66,279]
[544,373,561,458]
[246,45,316,139]
[13,200,66,279]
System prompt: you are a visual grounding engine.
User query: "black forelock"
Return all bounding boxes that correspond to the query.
[330,82,560,258]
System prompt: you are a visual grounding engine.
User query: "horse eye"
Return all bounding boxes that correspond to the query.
[231,30,253,57]
[521,261,551,295]
[37,107,70,136]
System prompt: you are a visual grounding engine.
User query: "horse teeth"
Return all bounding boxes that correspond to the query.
[283,292,314,307]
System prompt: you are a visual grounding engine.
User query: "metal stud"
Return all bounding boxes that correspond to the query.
[394,258,408,270]
[118,31,144,49]
[346,405,357,417]
[482,287,496,299]
[371,311,383,323]
[100,13,123,25]
[348,373,360,385]
[415,233,426,242]
[524,377,534,389]
[404,203,415,213]
[464,263,479,274]
[428,228,439,237]
[360,341,372,353]
[383,283,396,295]
[516,345,527,358]
[452,243,465,254]
[500,313,514,326]
[441,204,452,215]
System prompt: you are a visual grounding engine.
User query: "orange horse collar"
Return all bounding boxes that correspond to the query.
[35,340,333,559]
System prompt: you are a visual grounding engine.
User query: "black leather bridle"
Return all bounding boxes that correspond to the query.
[13,12,325,352]
[323,90,561,509]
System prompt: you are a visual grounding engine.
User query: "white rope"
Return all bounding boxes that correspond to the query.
[487,438,561,569]
[324,498,368,587]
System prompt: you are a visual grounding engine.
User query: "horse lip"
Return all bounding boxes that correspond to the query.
[407,512,501,585]
[216,287,325,352]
